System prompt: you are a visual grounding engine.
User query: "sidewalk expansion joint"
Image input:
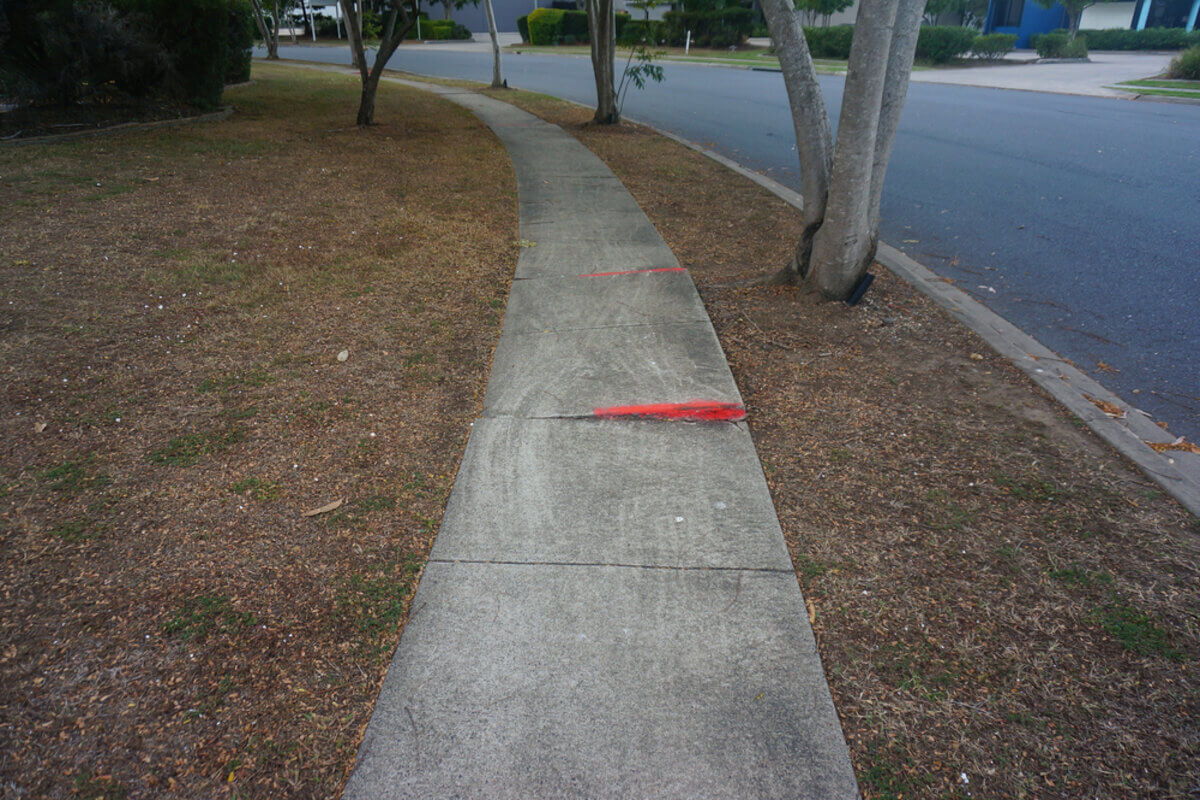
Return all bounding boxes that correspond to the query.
[428,557,794,575]
[478,411,748,426]
[502,320,710,335]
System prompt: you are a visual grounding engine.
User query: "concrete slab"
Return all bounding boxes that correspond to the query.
[483,321,741,418]
[342,561,858,800]
[520,213,667,245]
[519,190,648,228]
[501,270,708,333]
[431,417,792,570]
[515,239,681,279]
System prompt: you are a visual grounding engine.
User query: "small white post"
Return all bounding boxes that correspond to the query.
[417,15,422,39]
[685,29,691,54]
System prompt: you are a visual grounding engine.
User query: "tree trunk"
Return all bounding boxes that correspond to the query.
[808,0,900,300]
[443,0,453,20]
[343,0,417,125]
[484,0,503,87]
[867,0,923,233]
[759,0,833,279]
[250,0,280,59]
[587,0,618,123]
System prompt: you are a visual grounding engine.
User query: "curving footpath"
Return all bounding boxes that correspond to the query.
[342,81,858,799]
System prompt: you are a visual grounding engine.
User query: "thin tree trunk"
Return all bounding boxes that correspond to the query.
[250,0,280,58]
[809,0,900,300]
[343,0,417,125]
[866,0,923,233]
[443,1,453,20]
[587,0,618,123]
[759,0,833,279]
[341,0,369,82]
[484,0,503,87]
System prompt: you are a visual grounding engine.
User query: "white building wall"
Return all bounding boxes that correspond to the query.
[1079,1,1136,29]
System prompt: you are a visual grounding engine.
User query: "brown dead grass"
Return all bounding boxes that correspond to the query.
[0,64,516,798]
[484,87,1200,799]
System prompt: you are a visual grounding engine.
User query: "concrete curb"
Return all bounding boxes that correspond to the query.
[640,124,1200,518]
[0,106,234,147]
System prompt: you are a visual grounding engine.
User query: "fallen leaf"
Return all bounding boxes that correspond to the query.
[1096,361,1119,373]
[33,422,47,433]
[969,353,984,361]
[302,498,343,517]
[1146,438,1200,455]
[1084,395,1126,419]
[806,599,817,624]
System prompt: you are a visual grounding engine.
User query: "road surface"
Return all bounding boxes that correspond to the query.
[267,45,1200,441]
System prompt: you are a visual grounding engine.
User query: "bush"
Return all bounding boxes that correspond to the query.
[517,14,529,43]
[1,0,169,105]
[561,9,589,41]
[970,32,1016,60]
[1167,45,1200,79]
[1079,27,1200,51]
[619,19,666,45]
[226,0,255,83]
[663,7,754,48]
[915,26,977,63]
[803,25,854,59]
[119,0,234,108]
[615,11,631,40]
[526,7,564,45]
[1035,32,1087,58]
[419,19,471,40]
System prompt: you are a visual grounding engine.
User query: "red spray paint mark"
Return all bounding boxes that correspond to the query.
[579,267,686,278]
[593,401,745,422]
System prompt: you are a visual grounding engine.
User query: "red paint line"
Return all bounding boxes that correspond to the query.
[578,267,686,278]
[593,401,746,422]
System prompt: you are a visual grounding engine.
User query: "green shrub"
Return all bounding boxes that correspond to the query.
[527,7,564,45]
[615,10,631,39]
[226,0,255,83]
[663,7,754,48]
[619,19,666,45]
[1035,32,1087,58]
[970,32,1016,60]
[561,9,589,41]
[803,25,854,59]
[1079,27,1200,51]
[916,25,977,63]
[517,14,529,42]
[1167,45,1200,79]
[119,0,236,108]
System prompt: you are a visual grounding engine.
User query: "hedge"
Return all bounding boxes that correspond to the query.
[803,25,854,59]
[226,0,255,83]
[915,25,977,63]
[419,18,471,40]
[517,14,529,43]
[526,8,564,45]
[662,7,754,48]
[619,19,667,45]
[1078,27,1200,51]
[1033,32,1088,58]
[970,32,1016,60]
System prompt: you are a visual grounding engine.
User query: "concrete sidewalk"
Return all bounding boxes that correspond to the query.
[341,82,858,798]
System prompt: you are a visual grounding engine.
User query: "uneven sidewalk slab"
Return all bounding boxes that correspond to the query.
[344,562,857,799]
[430,417,793,570]
[344,78,858,799]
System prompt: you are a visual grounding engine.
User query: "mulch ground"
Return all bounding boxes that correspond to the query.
[0,64,515,798]
[485,88,1199,799]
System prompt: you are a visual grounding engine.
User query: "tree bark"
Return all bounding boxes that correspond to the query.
[587,0,618,123]
[759,0,833,279]
[343,0,417,125]
[484,0,503,87]
[809,0,900,300]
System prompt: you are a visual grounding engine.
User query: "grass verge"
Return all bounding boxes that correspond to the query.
[0,63,516,798]
[471,83,1199,799]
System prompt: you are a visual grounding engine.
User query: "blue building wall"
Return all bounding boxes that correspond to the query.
[985,0,1069,46]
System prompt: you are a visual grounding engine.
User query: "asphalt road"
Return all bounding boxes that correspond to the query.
[269,45,1200,441]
